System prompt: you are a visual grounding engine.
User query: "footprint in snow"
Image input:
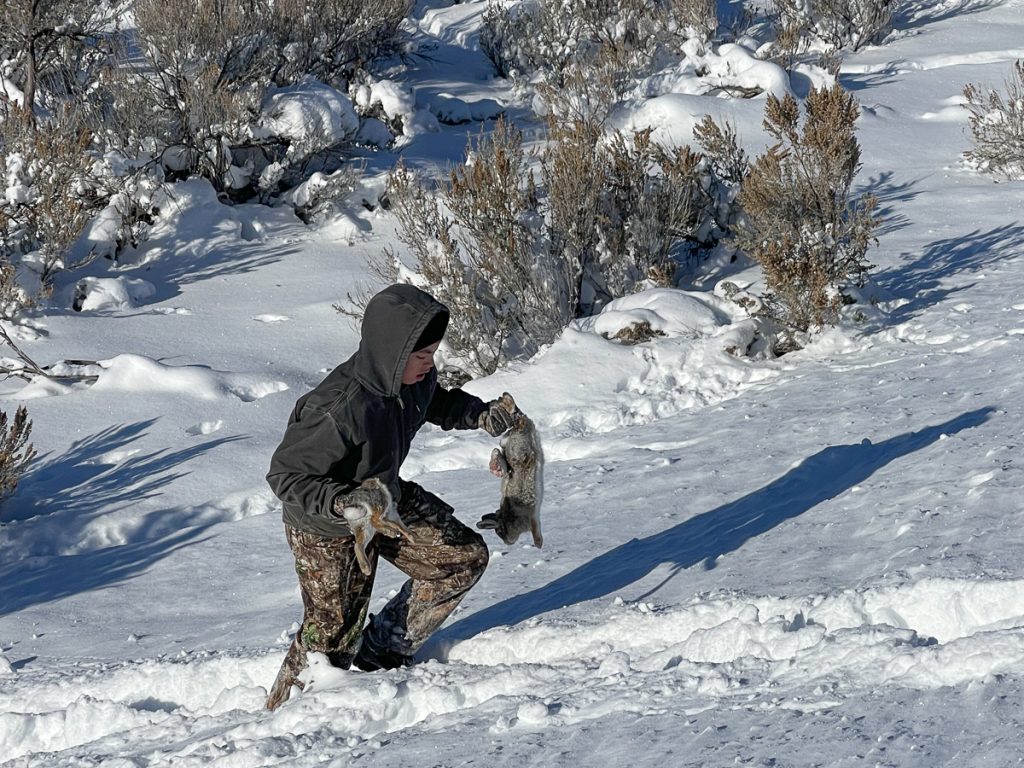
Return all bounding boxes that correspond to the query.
[966,470,996,488]
[186,420,224,436]
[229,380,289,402]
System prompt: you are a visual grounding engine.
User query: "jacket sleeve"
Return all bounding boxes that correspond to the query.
[266,405,359,519]
[425,385,488,430]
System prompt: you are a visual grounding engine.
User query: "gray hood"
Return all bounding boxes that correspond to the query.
[354,284,450,398]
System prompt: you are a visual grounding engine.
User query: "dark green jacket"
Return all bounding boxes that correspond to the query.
[266,284,486,536]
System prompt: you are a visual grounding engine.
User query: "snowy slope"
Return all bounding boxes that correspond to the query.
[3,1,1024,766]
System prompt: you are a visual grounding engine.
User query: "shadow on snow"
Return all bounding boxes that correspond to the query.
[0,420,246,615]
[879,223,1024,322]
[437,408,994,646]
[895,0,1001,31]
[857,171,924,239]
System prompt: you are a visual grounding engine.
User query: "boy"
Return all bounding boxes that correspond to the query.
[264,284,516,710]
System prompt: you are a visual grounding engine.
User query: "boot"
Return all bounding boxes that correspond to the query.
[352,639,413,671]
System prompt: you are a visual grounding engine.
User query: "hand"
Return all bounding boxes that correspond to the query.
[478,392,521,436]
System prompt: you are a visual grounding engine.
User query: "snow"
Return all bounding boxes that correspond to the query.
[71,278,157,312]
[259,80,361,150]
[354,79,442,140]
[692,41,796,99]
[3,1,1024,766]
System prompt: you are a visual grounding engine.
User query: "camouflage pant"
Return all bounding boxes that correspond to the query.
[265,488,488,710]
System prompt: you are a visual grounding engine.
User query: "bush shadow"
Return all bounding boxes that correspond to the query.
[895,0,1000,31]
[858,171,924,238]
[879,223,1024,322]
[0,420,247,614]
[436,408,994,646]
[840,70,902,93]
[53,212,304,315]
[0,527,218,615]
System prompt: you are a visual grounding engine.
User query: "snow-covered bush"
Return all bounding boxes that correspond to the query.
[375,115,744,376]
[545,121,733,315]
[121,0,413,201]
[546,103,747,314]
[0,404,34,500]
[89,172,163,262]
[963,60,1024,180]
[283,167,362,224]
[0,4,133,302]
[481,0,716,88]
[0,0,121,115]
[735,83,878,343]
[386,120,564,376]
[270,0,412,86]
[124,0,275,195]
[0,109,106,315]
[772,0,896,52]
[0,260,32,320]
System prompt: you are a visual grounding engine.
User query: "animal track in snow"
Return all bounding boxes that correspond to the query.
[186,420,224,436]
[252,314,291,324]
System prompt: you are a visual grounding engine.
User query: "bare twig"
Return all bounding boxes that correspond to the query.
[0,325,98,383]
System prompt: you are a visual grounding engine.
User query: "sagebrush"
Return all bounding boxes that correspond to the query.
[122,0,413,198]
[772,0,896,52]
[363,112,743,376]
[0,405,34,499]
[963,60,1024,180]
[0,0,121,117]
[384,119,560,376]
[736,83,878,339]
[0,108,106,317]
[0,0,415,311]
[481,0,716,89]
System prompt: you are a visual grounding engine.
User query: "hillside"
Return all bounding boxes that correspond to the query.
[2,1,1024,765]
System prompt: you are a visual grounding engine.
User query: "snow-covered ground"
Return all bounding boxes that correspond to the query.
[3,1,1024,765]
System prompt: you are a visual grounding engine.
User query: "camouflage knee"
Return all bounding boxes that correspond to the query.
[462,530,489,584]
[286,525,373,663]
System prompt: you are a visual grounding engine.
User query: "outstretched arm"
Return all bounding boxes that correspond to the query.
[425,385,488,430]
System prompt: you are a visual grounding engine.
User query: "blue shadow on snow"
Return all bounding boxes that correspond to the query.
[437,408,994,644]
[880,224,1024,323]
[0,420,246,615]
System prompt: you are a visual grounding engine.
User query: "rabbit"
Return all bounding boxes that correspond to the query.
[478,393,544,548]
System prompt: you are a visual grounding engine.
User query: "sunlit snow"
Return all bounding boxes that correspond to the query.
[2,1,1024,766]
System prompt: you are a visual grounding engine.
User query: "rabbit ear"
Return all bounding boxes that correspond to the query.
[476,513,500,530]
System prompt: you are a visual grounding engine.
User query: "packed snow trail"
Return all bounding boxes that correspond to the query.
[4,577,1024,765]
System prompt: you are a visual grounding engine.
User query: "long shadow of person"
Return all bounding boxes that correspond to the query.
[434,407,994,650]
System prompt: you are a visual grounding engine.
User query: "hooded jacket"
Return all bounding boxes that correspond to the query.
[266,284,487,537]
